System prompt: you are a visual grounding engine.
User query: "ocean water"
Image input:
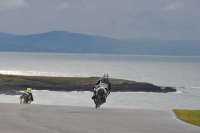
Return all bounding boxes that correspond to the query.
[0,52,200,110]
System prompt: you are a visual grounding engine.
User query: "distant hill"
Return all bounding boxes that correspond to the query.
[0,32,18,39]
[0,31,200,56]
[123,37,160,42]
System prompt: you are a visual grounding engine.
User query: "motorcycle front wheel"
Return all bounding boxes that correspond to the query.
[95,94,103,109]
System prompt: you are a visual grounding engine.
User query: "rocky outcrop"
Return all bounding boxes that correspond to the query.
[0,74,176,95]
[0,81,176,95]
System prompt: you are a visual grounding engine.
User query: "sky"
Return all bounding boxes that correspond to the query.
[0,0,199,40]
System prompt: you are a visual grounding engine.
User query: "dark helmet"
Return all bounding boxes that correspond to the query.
[100,74,110,84]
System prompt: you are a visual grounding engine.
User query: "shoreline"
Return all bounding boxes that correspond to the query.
[0,74,176,95]
[2,51,200,57]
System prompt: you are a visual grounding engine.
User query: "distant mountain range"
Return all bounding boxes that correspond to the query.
[0,31,200,56]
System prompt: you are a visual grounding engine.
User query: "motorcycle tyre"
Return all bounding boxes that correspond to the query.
[95,95,103,109]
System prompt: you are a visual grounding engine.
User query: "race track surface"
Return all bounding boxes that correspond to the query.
[0,103,199,133]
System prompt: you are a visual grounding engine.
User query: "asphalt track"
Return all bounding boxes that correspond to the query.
[0,103,199,133]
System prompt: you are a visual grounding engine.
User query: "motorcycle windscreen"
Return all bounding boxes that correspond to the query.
[99,83,108,88]
[100,78,109,84]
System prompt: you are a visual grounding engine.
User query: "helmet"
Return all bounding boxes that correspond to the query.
[100,74,110,84]
[26,88,31,93]
[102,73,109,79]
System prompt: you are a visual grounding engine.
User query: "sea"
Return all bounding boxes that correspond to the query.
[0,52,200,110]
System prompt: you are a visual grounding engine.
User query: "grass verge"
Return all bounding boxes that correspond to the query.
[0,74,128,84]
[173,109,200,127]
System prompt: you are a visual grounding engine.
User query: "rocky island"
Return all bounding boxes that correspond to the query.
[0,74,176,95]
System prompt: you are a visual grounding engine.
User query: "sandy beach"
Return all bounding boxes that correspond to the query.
[0,103,199,133]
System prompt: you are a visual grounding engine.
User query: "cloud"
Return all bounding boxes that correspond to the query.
[163,2,186,11]
[87,2,98,9]
[0,0,28,11]
[56,2,71,10]
[56,2,98,10]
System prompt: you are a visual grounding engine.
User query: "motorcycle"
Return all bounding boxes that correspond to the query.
[93,83,110,108]
[20,93,32,104]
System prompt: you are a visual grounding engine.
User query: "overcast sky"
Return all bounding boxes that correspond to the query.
[0,0,199,40]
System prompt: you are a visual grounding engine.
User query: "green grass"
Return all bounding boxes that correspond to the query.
[173,109,200,127]
[0,74,129,85]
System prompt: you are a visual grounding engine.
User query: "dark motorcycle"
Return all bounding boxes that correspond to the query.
[94,83,110,108]
[20,93,32,104]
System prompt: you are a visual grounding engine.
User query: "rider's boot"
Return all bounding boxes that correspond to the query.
[103,94,107,103]
[92,95,95,99]
[103,98,106,103]
[91,91,96,99]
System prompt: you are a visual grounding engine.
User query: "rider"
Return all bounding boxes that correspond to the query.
[20,88,34,104]
[92,74,111,103]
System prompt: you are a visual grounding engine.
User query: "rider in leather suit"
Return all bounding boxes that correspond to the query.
[92,74,111,103]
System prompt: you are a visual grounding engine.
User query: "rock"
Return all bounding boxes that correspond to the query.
[0,82,176,95]
[0,75,176,95]
[160,87,176,93]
